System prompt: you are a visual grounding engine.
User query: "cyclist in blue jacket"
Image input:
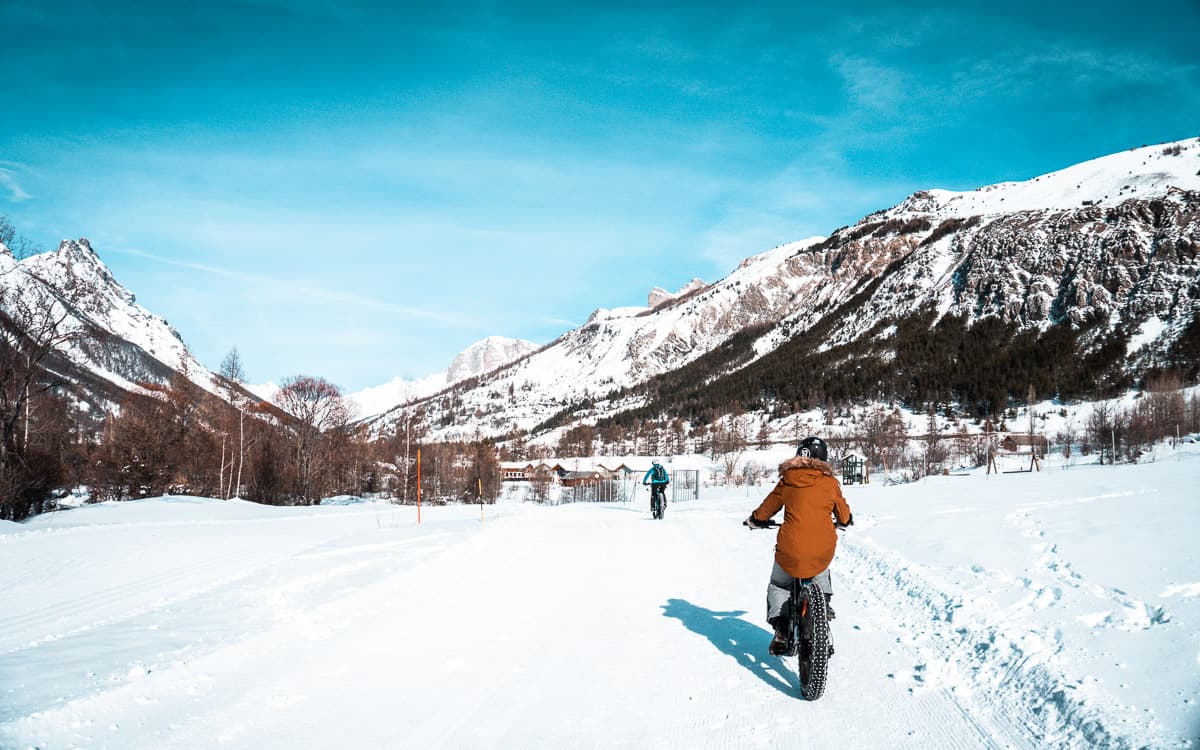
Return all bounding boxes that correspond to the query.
[642,460,670,517]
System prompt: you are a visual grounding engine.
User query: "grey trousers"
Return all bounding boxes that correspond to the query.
[767,562,832,622]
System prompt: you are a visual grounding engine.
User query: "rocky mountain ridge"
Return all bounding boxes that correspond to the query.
[380,138,1200,441]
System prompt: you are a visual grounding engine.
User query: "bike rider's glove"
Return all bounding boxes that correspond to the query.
[835,512,854,530]
[744,514,771,529]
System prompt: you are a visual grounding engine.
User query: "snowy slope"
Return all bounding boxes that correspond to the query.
[1,446,1197,749]
[892,138,1200,218]
[244,380,281,406]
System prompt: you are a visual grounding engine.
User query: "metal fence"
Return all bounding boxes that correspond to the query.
[555,469,701,505]
[559,479,627,504]
[671,470,699,501]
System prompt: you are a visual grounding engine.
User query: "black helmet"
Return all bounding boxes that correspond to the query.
[796,436,828,462]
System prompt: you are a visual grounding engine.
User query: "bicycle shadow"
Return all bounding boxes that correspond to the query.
[660,598,798,696]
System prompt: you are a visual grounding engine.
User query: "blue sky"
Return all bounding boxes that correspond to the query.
[1,0,1197,391]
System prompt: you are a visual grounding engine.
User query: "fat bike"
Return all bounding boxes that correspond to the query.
[647,484,666,520]
[745,519,832,700]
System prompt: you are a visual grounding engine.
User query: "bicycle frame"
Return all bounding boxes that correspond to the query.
[647,484,666,519]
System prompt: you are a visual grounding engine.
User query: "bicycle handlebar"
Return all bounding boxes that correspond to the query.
[743,518,778,529]
[744,518,851,530]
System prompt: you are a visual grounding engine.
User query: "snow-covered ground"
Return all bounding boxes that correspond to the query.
[2,447,1198,749]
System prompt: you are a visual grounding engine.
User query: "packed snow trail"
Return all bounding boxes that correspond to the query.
[1,500,1009,748]
[2,451,1198,749]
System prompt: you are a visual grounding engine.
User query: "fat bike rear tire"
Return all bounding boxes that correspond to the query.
[797,589,830,701]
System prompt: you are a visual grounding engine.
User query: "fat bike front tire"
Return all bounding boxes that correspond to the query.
[797,589,830,701]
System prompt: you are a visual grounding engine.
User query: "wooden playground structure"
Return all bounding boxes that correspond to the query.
[986,433,1046,474]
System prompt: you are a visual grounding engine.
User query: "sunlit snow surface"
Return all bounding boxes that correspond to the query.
[2,446,1199,749]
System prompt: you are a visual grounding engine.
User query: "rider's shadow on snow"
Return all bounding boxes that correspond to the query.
[661,599,798,696]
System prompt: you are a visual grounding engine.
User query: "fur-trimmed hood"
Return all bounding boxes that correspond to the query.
[778,455,835,477]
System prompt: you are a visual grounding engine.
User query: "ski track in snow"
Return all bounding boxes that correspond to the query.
[2,456,1199,749]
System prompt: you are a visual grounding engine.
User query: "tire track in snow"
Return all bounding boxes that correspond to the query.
[0,547,267,654]
[0,527,459,657]
[0,523,476,748]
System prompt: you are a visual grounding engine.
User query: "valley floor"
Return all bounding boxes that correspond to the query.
[2,448,1198,749]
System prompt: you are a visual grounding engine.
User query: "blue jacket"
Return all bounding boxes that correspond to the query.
[643,464,669,485]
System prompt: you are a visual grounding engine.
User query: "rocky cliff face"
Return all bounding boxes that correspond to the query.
[771,162,1200,368]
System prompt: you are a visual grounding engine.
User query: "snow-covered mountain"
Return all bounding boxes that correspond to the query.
[347,336,539,419]
[1,237,538,422]
[367,235,834,438]
[446,336,541,383]
[383,138,1200,441]
[0,238,222,407]
[753,138,1200,356]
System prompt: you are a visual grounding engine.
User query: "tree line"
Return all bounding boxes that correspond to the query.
[0,357,503,521]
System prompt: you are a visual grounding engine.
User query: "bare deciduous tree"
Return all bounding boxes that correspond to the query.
[854,405,909,475]
[0,235,98,518]
[218,347,248,498]
[276,375,352,504]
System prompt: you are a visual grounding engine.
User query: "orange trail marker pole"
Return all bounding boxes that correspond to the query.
[417,448,422,524]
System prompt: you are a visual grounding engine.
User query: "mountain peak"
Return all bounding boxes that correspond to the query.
[648,278,708,308]
[447,336,539,383]
[20,237,129,304]
[348,336,540,420]
[52,238,102,268]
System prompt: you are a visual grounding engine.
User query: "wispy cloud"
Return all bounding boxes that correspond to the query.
[0,163,33,202]
[108,246,474,327]
[829,53,908,114]
[949,45,1199,103]
[696,149,911,274]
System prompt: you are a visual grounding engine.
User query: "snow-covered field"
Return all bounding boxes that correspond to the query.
[2,447,1198,749]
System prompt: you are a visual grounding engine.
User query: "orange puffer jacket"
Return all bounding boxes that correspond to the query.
[751,455,853,578]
